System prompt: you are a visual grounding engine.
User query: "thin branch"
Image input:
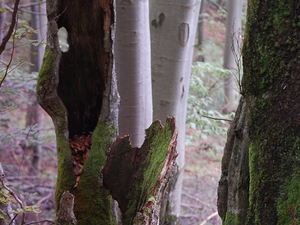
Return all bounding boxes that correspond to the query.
[200,114,232,122]
[0,0,21,55]
[0,13,18,88]
[199,211,218,225]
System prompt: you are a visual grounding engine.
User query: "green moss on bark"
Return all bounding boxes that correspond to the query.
[224,212,241,225]
[125,122,173,224]
[36,45,56,90]
[277,171,300,225]
[72,121,116,224]
[55,132,75,213]
[242,1,300,224]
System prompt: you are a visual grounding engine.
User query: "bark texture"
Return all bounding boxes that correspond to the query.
[103,117,178,225]
[115,0,152,147]
[150,1,201,223]
[37,0,118,223]
[217,97,249,224]
[223,0,242,112]
[218,1,300,224]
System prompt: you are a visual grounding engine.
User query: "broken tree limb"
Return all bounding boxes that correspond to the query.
[102,117,178,225]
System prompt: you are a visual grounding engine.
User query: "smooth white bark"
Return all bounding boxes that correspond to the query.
[150,0,201,220]
[115,0,152,147]
[223,0,243,112]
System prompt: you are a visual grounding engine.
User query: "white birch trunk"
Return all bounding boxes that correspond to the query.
[115,0,152,147]
[223,0,243,112]
[150,0,201,222]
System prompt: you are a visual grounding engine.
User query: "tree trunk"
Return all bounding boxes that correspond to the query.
[37,0,118,223]
[149,0,201,223]
[218,0,300,224]
[223,0,242,113]
[26,0,47,173]
[217,97,249,224]
[197,0,206,62]
[103,117,178,225]
[115,0,152,147]
[38,1,179,224]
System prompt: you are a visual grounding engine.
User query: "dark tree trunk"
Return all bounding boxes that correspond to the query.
[218,1,300,224]
[37,0,118,223]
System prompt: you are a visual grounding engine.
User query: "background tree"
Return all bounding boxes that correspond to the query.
[223,0,242,112]
[150,0,201,223]
[115,0,153,147]
[25,0,47,173]
[218,0,300,224]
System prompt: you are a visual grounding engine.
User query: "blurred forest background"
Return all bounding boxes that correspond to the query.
[0,0,247,224]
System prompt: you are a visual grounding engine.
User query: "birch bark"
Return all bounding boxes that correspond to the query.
[150,0,201,222]
[115,0,152,147]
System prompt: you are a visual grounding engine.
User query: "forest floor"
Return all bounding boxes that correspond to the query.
[180,129,228,225]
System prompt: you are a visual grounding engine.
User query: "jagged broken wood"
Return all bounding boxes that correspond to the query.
[102,117,178,225]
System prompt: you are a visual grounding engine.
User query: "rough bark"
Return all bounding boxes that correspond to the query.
[103,117,178,225]
[223,0,242,113]
[37,0,118,223]
[115,0,152,147]
[217,97,249,224]
[149,0,201,223]
[218,0,300,224]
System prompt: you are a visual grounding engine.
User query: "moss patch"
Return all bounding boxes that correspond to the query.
[70,121,116,224]
[224,211,241,225]
[243,1,300,224]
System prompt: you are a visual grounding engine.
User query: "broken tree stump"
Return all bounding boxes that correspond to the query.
[102,117,178,225]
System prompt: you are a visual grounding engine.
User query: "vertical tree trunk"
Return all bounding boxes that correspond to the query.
[197,0,206,62]
[115,0,152,147]
[218,1,300,224]
[223,0,242,113]
[150,0,201,223]
[26,0,47,173]
[37,0,118,223]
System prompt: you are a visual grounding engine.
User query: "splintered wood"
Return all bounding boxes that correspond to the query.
[69,133,92,188]
[102,117,178,225]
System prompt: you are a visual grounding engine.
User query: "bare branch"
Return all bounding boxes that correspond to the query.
[0,0,21,55]
[0,13,19,88]
[200,114,232,122]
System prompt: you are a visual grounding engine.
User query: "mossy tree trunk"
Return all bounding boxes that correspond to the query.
[218,0,300,224]
[37,0,118,223]
[37,1,178,224]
